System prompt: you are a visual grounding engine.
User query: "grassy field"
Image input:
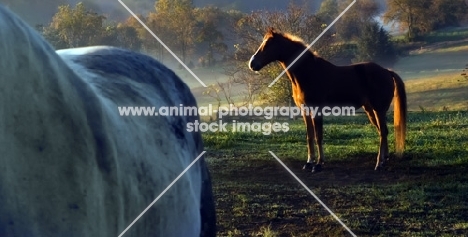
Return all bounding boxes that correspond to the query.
[393,49,468,80]
[185,27,468,236]
[202,111,468,236]
[423,27,468,44]
[405,72,468,111]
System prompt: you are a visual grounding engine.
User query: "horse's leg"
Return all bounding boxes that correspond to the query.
[363,105,378,128]
[373,110,389,170]
[364,105,389,159]
[302,114,316,170]
[311,115,324,173]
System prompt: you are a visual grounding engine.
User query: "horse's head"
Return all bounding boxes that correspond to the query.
[249,27,283,71]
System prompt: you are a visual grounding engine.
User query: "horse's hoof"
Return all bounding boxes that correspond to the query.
[302,163,313,171]
[311,164,322,173]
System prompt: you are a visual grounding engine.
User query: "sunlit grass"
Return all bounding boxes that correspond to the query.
[405,72,468,111]
[429,44,468,54]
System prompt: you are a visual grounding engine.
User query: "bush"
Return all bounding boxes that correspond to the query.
[353,22,398,68]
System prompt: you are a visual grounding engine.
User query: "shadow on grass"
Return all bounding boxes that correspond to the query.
[210,149,468,236]
[210,150,468,188]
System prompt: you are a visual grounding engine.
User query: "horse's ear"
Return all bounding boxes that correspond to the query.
[267,27,275,34]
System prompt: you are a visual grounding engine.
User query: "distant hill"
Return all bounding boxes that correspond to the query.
[1,0,387,27]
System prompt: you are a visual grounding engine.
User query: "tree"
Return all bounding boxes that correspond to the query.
[430,0,468,29]
[353,21,397,67]
[146,12,170,61]
[98,25,142,51]
[203,78,237,110]
[383,0,431,41]
[335,0,380,41]
[151,0,196,64]
[114,16,148,52]
[47,2,105,47]
[37,24,69,49]
[384,0,467,41]
[316,0,339,24]
[194,6,228,67]
[39,3,144,50]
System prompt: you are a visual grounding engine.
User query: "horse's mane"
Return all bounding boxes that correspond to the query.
[283,32,306,44]
[266,28,319,57]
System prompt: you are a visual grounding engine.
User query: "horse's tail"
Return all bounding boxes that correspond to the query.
[391,71,407,157]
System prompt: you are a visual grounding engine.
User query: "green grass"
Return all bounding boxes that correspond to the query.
[203,111,468,236]
[391,27,468,44]
[423,27,468,43]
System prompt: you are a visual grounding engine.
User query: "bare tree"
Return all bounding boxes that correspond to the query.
[230,1,339,106]
[203,77,237,120]
[224,63,266,106]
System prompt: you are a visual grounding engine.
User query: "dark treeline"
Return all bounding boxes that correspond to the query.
[383,0,468,41]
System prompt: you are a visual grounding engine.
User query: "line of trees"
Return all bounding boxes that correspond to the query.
[37,3,143,51]
[36,1,468,106]
[37,1,467,63]
[37,1,233,67]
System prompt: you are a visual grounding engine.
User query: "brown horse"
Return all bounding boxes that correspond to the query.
[249,28,407,172]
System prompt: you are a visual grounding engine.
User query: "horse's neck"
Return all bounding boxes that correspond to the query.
[279,44,315,84]
[280,45,335,86]
[314,56,336,70]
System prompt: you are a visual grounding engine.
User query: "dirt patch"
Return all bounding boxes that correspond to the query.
[209,152,468,236]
